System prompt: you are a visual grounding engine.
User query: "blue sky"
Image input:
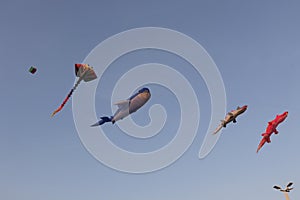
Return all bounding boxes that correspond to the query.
[1,0,300,199]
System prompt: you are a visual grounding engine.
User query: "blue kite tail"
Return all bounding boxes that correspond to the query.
[91,116,112,127]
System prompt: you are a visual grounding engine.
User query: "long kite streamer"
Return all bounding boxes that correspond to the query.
[51,64,97,117]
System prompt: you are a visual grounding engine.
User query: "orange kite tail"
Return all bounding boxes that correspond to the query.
[51,106,63,117]
[51,89,74,117]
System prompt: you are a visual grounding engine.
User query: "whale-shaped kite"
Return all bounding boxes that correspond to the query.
[91,87,151,126]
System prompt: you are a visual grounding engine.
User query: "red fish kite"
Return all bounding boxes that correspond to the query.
[51,64,97,117]
[256,111,288,153]
[213,105,248,134]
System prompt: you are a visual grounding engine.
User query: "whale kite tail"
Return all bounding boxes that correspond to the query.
[91,116,113,127]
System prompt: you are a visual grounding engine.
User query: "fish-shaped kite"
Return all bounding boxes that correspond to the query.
[51,64,97,117]
[256,111,288,153]
[213,105,248,134]
[91,87,151,126]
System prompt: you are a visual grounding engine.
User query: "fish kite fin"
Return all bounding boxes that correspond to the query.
[268,121,273,125]
[261,132,271,137]
[233,118,237,123]
[91,116,112,127]
[114,100,130,109]
[227,112,234,117]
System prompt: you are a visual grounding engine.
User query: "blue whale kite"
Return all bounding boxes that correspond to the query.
[91,87,151,126]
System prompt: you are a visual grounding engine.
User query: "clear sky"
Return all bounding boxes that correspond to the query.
[1,0,300,199]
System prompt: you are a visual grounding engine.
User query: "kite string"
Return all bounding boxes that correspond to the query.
[284,192,290,200]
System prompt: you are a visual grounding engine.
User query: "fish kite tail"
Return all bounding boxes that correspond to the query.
[212,125,222,135]
[261,132,268,137]
[91,116,113,127]
[256,138,267,153]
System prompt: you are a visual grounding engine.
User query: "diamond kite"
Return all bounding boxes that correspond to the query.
[29,66,37,74]
[51,64,97,117]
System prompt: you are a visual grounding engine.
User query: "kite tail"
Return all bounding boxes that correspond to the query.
[212,124,222,135]
[72,77,82,91]
[91,116,113,127]
[256,138,267,153]
[51,78,83,117]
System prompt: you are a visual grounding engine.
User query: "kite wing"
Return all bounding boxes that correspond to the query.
[83,69,97,82]
[287,182,293,188]
[273,186,281,190]
[75,63,97,82]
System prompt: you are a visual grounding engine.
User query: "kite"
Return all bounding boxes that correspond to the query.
[51,64,97,117]
[91,87,151,126]
[273,182,293,192]
[256,111,288,153]
[212,105,248,134]
[29,66,37,74]
[273,182,293,200]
